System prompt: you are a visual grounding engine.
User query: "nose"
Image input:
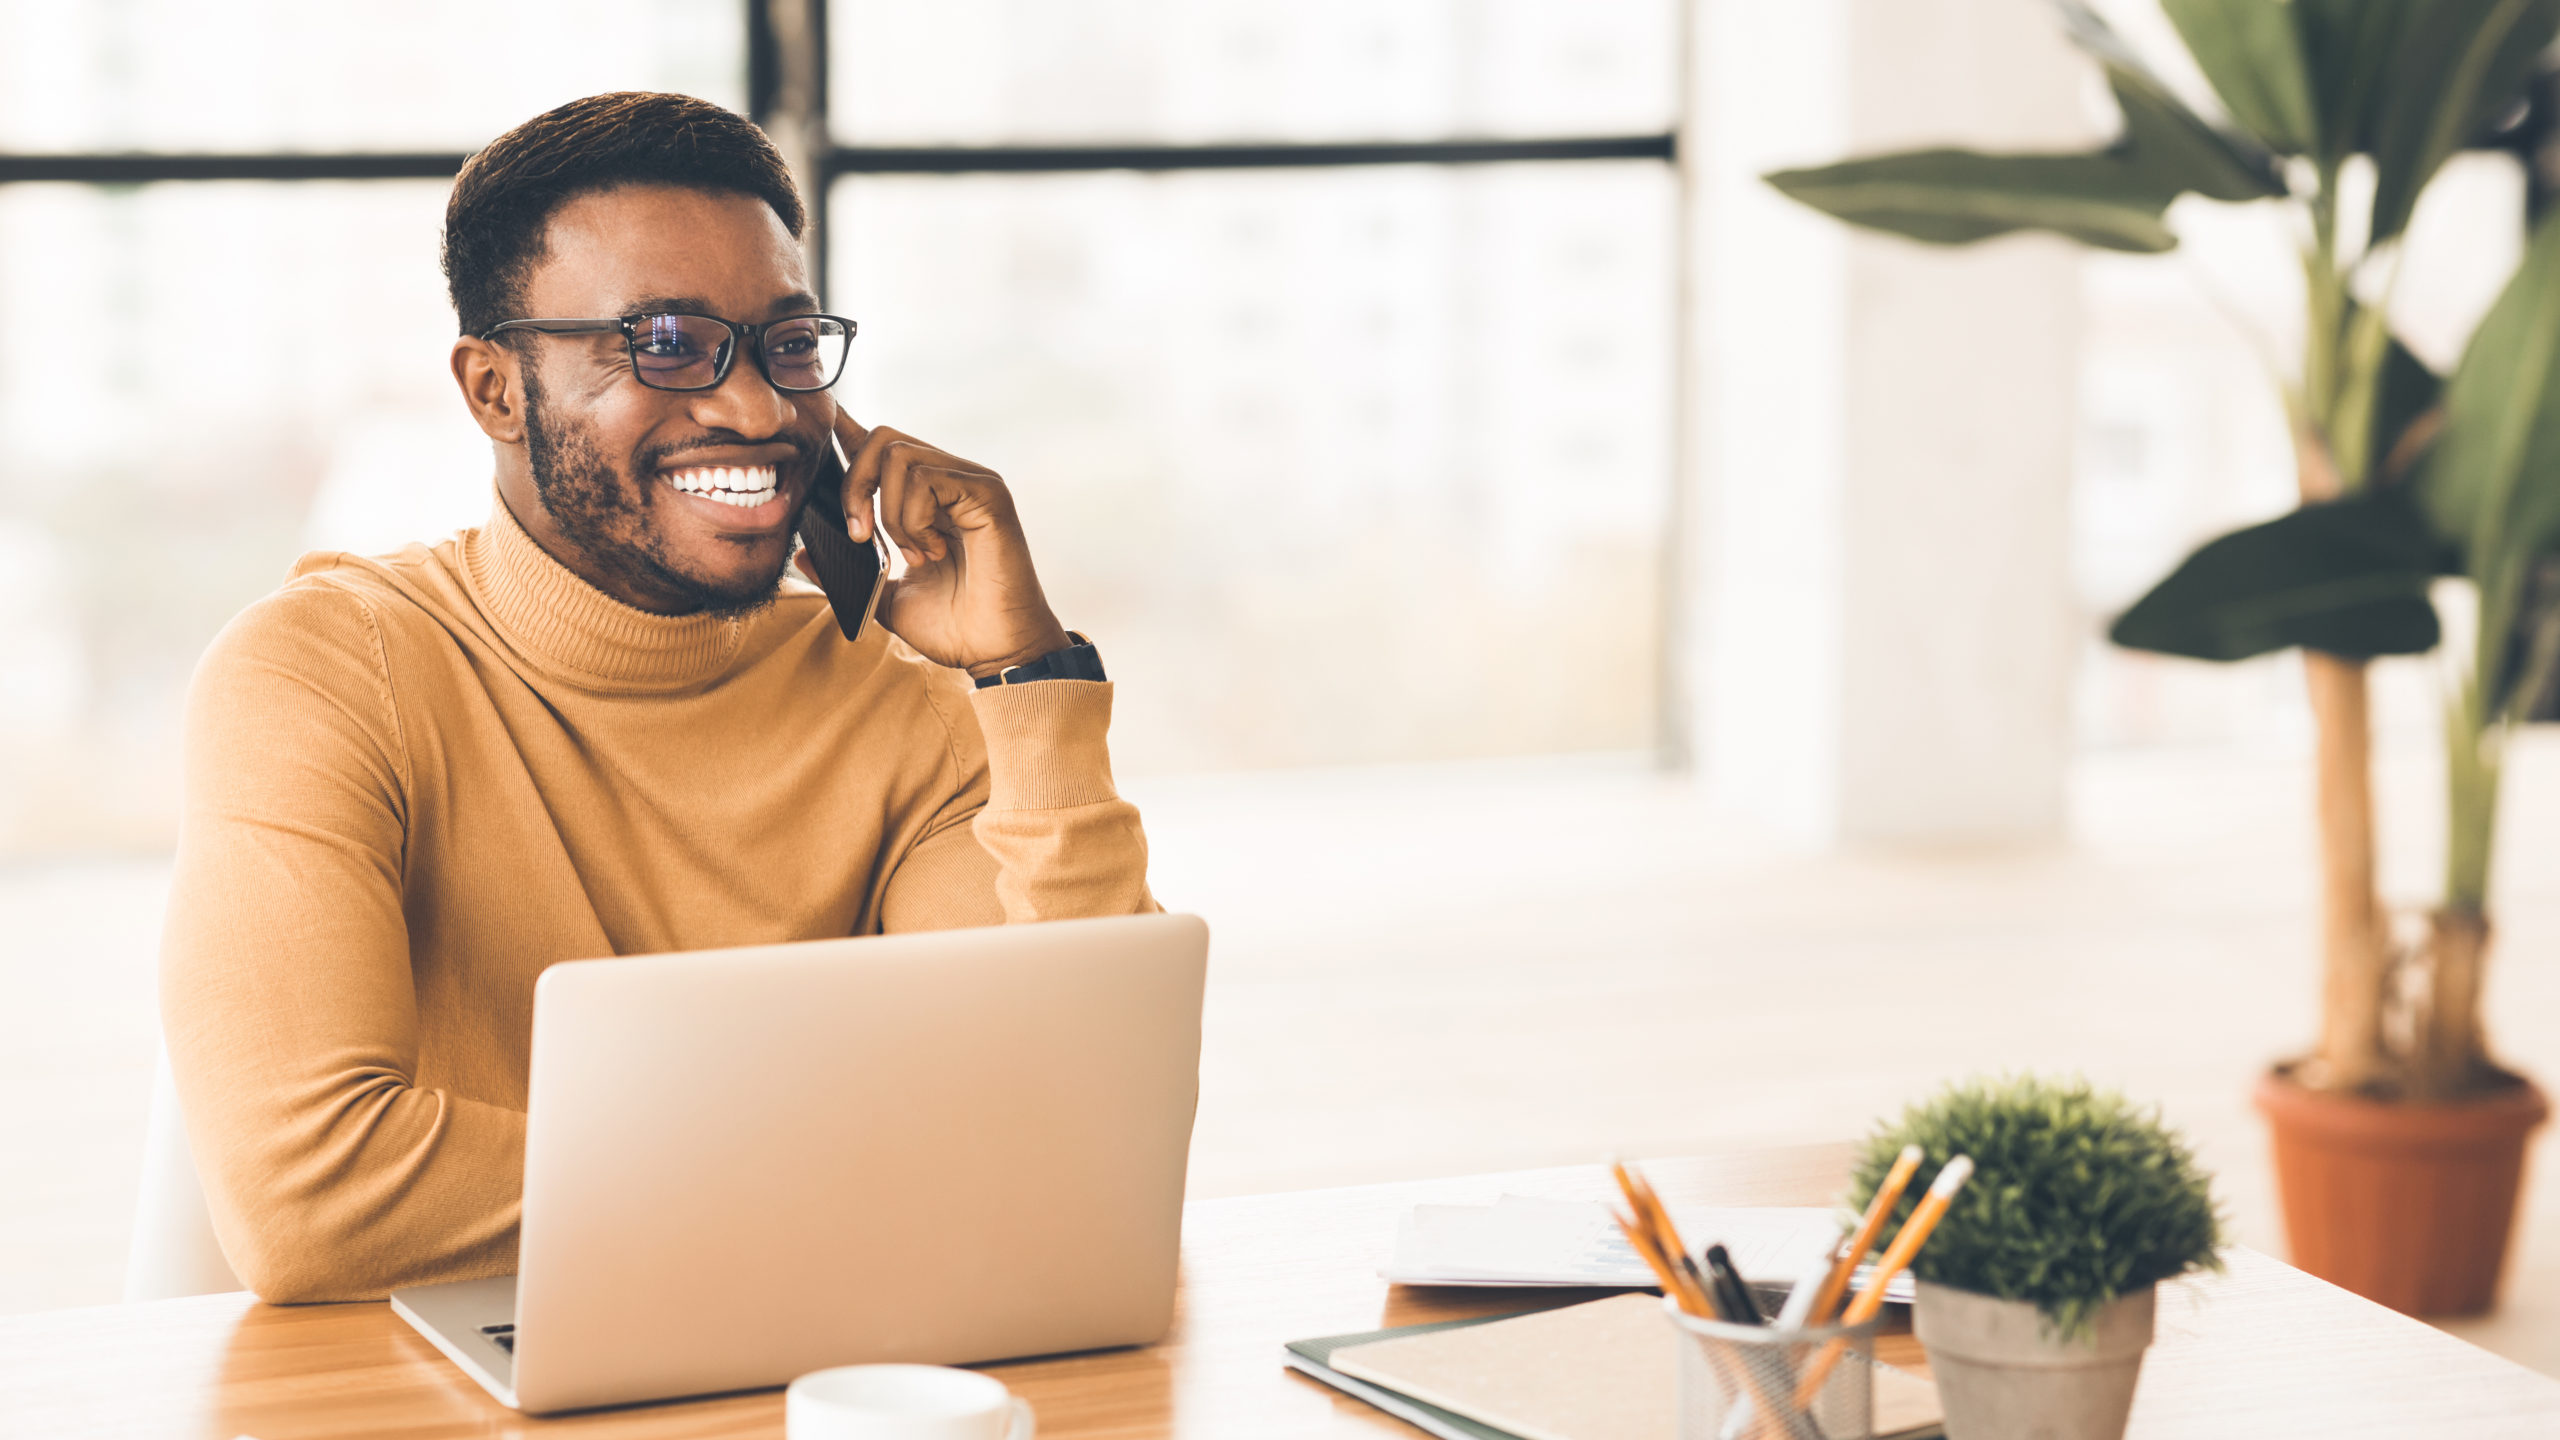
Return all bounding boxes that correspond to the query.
[686,341,800,439]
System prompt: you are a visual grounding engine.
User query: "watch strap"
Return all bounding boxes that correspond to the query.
[974,632,1106,688]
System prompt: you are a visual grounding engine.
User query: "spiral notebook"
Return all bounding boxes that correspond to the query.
[1285,1295,1943,1440]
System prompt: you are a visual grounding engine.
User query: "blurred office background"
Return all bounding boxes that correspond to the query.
[5,0,2559,1375]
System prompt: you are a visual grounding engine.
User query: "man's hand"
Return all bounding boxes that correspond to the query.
[809,407,1073,679]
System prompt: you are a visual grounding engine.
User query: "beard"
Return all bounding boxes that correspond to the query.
[521,364,798,614]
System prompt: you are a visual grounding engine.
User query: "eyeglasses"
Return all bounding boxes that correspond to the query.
[480,311,857,393]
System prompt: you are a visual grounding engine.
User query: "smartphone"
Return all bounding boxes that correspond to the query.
[797,441,888,642]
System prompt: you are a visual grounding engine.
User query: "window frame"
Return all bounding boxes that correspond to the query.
[0,0,1684,299]
[0,0,1700,755]
[5,8,2554,739]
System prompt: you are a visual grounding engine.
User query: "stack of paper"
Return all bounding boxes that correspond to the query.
[1381,1196,1913,1302]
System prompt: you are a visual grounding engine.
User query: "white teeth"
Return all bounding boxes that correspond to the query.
[666,464,779,505]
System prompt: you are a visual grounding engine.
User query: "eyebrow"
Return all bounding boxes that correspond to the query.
[619,291,823,320]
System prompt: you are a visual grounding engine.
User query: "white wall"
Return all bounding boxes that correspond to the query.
[1678,0,2087,845]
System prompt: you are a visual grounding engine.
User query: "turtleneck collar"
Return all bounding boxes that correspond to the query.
[463,496,752,693]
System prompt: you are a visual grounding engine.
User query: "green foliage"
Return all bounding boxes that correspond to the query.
[1762,151,2177,254]
[1759,0,2560,1081]
[2364,0,2560,243]
[2295,0,2409,163]
[2054,0,2287,201]
[2162,0,2560,227]
[2417,214,2560,912]
[2372,335,2445,480]
[2108,329,2452,672]
[1760,1,2291,253]
[2421,215,2560,715]
[2108,489,2444,662]
[1763,0,2560,257]
[2161,0,2318,155]
[1849,1076,2223,1340]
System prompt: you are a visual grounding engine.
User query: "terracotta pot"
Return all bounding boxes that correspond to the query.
[2255,1069,2548,1315]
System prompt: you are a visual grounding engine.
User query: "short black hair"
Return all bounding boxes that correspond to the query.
[442,91,806,337]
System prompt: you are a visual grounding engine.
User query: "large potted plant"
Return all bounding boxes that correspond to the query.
[1850,1075,2221,1440]
[1767,0,2559,1314]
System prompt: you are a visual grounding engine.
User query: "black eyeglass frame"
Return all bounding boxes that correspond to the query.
[479,311,858,393]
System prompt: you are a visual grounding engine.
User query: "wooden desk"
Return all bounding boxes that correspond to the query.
[10,1146,2560,1438]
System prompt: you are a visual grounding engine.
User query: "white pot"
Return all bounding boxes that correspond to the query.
[1911,1280,2155,1440]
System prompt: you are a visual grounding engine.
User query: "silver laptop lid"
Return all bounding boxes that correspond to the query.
[510,912,1207,1413]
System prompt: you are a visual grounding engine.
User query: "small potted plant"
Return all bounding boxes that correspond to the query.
[1849,1075,2222,1440]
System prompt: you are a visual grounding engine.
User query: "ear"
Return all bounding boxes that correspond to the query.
[451,336,527,444]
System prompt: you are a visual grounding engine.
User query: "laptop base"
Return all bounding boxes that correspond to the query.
[391,1274,519,1407]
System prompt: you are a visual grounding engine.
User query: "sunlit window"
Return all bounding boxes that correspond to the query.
[0,1,1682,857]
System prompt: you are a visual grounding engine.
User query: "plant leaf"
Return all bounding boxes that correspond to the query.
[2160,0,2320,154]
[2420,212,2560,702]
[2052,0,2288,200]
[2367,0,2560,243]
[2109,492,2443,661]
[1764,150,2179,253]
[2372,335,2444,486]
[2295,0,2415,164]
[1851,1076,2222,1340]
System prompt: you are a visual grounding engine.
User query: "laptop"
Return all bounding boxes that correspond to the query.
[391,912,1208,1414]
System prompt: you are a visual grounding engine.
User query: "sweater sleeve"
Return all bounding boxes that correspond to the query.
[878,677,1158,931]
[160,583,524,1303]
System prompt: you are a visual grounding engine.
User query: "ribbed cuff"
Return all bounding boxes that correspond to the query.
[970,680,1119,810]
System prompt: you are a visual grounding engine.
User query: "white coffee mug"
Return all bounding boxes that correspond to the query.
[787,1364,1035,1440]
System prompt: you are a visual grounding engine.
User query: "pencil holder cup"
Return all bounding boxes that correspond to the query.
[1666,1301,1874,1440]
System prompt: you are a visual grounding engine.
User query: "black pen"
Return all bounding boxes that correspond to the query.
[1703,1243,1764,1325]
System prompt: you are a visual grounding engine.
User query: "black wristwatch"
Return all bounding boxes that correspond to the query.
[974,632,1107,688]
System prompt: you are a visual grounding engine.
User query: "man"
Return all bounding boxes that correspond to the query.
[161,92,1154,1304]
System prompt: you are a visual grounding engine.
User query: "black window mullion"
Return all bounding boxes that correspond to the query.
[748,0,833,297]
[0,135,1679,188]
[0,153,470,183]
[826,135,1676,176]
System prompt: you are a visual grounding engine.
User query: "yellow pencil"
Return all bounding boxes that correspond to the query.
[1611,1158,1680,1252]
[1802,1144,1924,1327]
[1611,1160,1700,1296]
[1611,1207,1711,1315]
[1792,1155,1974,1409]
[1620,1204,1793,1440]
[1841,1155,1972,1325]
[1629,1214,1789,1440]
[1614,1162,1819,1440]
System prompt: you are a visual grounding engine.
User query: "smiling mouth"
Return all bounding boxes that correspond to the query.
[664,463,781,508]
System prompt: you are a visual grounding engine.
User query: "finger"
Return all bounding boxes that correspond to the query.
[909,463,1017,538]
[888,449,964,566]
[823,406,876,541]
[851,427,994,564]
[885,446,992,567]
[841,423,910,547]
[793,549,819,584]
[871,436,936,567]
[903,462,1009,566]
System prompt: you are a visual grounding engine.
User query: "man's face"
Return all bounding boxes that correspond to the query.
[507,184,832,613]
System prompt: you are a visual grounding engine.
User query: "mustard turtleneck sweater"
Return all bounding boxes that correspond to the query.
[161,501,1155,1303]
